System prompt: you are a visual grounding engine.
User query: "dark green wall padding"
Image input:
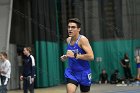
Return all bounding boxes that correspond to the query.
[35,39,140,87]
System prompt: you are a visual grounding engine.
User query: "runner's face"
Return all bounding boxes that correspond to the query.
[68,22,80,37]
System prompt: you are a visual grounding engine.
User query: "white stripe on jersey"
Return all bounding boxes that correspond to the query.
[30,55,35,66]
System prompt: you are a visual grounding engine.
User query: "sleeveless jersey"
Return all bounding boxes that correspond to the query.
[67,35,90,71]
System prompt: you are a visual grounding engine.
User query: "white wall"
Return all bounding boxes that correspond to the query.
[0,0,12,52]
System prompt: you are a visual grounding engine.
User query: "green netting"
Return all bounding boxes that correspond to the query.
[35,41,62,87]
[91,39,140,82]
[35,39,140,87]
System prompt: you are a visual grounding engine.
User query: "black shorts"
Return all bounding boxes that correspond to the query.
[66,78,91,92]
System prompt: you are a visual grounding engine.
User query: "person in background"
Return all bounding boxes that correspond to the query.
[110,69,122,84]
[0,52,11,93]
[120,53,132,80]
[99,69,108,84]
[20,47,35,93]
[135,55,140,80]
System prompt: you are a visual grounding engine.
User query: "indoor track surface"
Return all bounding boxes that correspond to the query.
[8,84,140,93]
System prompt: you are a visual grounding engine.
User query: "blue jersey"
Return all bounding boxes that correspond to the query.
[22,55,35,78]
[67,35,90,71]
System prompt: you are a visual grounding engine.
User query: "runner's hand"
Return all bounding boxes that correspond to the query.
[60,55,67,61]
[66,50,74,58]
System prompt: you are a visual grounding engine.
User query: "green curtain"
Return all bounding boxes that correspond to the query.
[35,41,62,87]
[35,39,140,86]
[91,39,140,82]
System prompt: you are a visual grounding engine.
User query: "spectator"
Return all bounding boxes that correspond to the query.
[120,53,132,79]
[99,69,108,84]
[110,70,121,84]
[20,47,35,93]
[0,52,11,93]
[135,55,140,80]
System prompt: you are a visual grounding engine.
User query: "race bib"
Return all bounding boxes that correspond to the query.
[88,73,92,80]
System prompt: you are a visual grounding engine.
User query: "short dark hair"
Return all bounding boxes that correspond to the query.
[68,18,81,28]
